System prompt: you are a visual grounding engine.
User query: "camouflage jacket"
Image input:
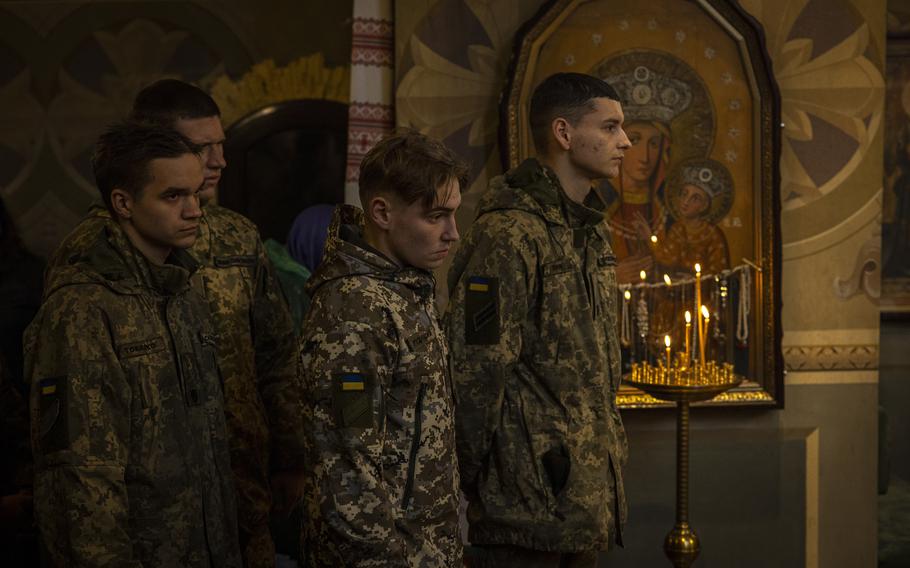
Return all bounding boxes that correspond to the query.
[445,158,628,552]
[48,204,304,564]
[26,221,241,567]
[299,205,461,567]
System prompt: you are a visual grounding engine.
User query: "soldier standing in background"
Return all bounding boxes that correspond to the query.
[27,122,241,566]
[47,80,304,568]
[299,131,467,567]
[445,73,631,567]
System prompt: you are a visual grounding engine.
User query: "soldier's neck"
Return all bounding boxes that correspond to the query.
[538,154,592,204]
[119,219,171,266]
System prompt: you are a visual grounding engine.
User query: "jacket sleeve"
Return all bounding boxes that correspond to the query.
[444,211,538,495]
[300,287,409,567]
[251,237,306,471]
[25,290,139,567]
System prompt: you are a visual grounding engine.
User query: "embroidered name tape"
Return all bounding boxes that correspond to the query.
[117,337,165,359]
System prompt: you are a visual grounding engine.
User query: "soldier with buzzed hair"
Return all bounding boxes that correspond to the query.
[445,72,632,567]
[26,121,241,567]
[47,79,304,567]
[299,131,468,567]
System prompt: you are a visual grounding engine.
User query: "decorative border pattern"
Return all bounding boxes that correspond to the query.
[782,345,879,371]
[346,0,394,198]
[618,385,775,408]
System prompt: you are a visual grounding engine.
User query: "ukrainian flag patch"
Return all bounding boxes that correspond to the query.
[39,377,58,396]
[340,373,366,391]
[465,276,499,345]
[468,276,490,292]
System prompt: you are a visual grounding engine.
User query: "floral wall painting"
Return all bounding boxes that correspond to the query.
[883,40,910,315]
[502,0,783,407]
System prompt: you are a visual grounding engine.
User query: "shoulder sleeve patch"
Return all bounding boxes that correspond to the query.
[37,376,69,453]
[465,276,500,345]
[332,372,376,429]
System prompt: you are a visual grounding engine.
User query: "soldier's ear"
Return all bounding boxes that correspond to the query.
[110,188,134,220]
[551,117,572,152]
[367,195,393,230]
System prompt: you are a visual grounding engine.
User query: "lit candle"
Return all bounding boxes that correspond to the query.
[640,270,647,283]
[663,274,672,286]
[650,235,658,244]
[700,305,710,362]
[684,310,691,362]
[694,264,703,364]
[665,335,671,369]
[624,290,631,301]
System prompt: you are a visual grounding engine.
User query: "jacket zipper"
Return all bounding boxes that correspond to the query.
[402,383,427,510]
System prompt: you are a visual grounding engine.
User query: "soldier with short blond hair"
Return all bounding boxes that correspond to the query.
[300,130,468,567]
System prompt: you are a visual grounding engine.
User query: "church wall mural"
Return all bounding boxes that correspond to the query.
[397,0,883,564]
[0,0,353,258]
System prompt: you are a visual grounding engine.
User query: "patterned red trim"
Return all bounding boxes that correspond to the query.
[351,48,393,66]
[352,17,393,36]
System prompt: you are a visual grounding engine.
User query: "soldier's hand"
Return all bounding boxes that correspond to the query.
[270,470,306,518]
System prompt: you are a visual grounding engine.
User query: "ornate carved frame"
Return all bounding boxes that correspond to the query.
[499,0,783,408]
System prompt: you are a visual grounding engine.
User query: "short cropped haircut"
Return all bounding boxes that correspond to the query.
[92,121,200,211]
[130,79,221,127]
[359,130,470,209]
[529,72,621,154]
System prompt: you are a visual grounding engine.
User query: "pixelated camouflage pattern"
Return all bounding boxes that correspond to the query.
[299,205,461,567]
[26,220,241,567]
[192,204,303,567]
[48,203,304,567]
[445,158,628,553]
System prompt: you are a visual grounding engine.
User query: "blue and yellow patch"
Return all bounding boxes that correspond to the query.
[465,275,499,345]
[333,372,374,429]
[39,377,58,396]
[468,276,490,293]
[340,373,366,391]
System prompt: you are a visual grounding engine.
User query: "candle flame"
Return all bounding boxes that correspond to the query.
[685,310,691,323]
[650,235,658,243]
[663,274,671,286]
[694,263,701,274]
[701,305,710,320]
[623,290,631,300]
[640,270,647,281]
[664,335,671,347]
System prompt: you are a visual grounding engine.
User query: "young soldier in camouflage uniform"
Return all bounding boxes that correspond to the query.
[445,73,633,567]
[300,131,467,567]
[26,122,242,567]
[47,80,303,567]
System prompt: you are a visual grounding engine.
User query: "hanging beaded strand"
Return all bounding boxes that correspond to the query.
[736,266,751,347]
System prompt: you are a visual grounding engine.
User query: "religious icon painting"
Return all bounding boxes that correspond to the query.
[501,0,783,407]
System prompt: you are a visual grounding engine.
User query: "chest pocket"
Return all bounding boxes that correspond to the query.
[117,336,168,411]
[594,251,619,327]
[203,257,256,323]
[117,336,172,471]
[536,257,589,364]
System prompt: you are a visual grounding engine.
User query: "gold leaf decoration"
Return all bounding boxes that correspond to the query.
[210,54,350,127]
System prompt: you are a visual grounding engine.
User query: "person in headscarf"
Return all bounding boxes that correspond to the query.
[288,204,335,273]
[265,204,336,335]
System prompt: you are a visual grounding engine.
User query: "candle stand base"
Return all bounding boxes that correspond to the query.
[625,361,741,567]
[664,522,700,568]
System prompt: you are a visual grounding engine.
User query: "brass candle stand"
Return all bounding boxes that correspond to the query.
[625,356,742,567]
